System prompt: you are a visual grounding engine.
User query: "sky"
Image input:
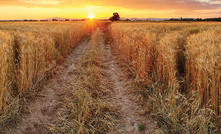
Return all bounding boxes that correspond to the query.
[1,0,221,19]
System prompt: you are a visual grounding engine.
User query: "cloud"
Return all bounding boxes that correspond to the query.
[20,0,63,5]
[0,0,83,7]
[1,0,221,19]
[0,0,221,11]
[90,0,221,11]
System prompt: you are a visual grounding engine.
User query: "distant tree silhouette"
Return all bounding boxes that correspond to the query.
[196,18,203,21]
[109,12,120,21]
[168,17,221,22]
[203,17,221,21]
[40,20,48,21]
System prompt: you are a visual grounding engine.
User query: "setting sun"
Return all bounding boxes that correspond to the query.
[88,14,95,19]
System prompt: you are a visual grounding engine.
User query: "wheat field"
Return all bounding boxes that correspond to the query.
[0,22,90,113]
[0,21,221,133]
[110,22,221,133]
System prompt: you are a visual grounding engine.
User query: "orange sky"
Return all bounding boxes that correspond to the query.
[1,0,221,19]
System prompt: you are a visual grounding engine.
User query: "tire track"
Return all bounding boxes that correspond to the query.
[100,31,158,134]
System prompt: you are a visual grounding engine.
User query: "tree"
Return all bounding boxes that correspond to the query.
[109,12,120,21]
[52,19,58,21]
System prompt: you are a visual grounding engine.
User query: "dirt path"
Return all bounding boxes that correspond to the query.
[7,28,158,134]
[100,32,158,134]
[9,39,89,134]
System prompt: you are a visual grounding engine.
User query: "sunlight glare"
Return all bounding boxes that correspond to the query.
[88,14,95,19]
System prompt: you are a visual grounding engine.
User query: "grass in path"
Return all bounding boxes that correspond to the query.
[50,29,118,134]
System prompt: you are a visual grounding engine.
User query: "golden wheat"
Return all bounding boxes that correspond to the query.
[0,30,14,112]
[186,29,221,115]
[110,22,221,133]
[111,22,221,110]
[0,21,89,113]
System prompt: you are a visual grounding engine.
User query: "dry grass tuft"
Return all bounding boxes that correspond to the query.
[0,96,20,132]
[145,84,220,133]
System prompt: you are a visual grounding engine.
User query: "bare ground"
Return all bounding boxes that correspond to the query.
[6,29,158,134]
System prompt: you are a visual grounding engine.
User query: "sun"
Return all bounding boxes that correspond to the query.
[88,14,95,19]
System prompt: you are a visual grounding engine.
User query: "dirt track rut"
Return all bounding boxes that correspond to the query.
[100,32,157,134]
